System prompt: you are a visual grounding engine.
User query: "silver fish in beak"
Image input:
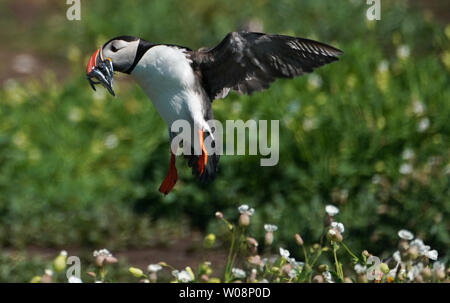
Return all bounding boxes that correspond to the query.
[86,48,115,96]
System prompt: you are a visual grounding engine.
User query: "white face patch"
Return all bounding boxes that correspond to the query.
[102,40,139,72]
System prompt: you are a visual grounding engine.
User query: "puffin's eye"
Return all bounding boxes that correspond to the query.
[111,45,118,52]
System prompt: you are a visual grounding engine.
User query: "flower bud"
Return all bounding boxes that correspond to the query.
[398,239,409,252]
[357,274,368,283]
[318,264,329,273]
[149,272,157,283]
[185,266,195,280]
[248,255,262,266]
[343,277,353,283]
[327,228,343,242]
[271,266,280,274]
[380,263,389,274]
[245,236,256,245]
[200,274,209,282]
[105,256,118,265]
[95,255,106,267]
[414,274,424,283]
[421,267,432,280]
[30,276,41,283]
[264,231,274,246]
[203,233,216,248]
[312,275,324,283]
[215,211,223,219]
[129,267,144,278]
[239,213,250,227]
[281,264,293,275]
[362,250,370,257]
[209,277,221,283]
[40,273,52,283]
[294,234,304,246]
[407,246,419,260]
[53,254,67,273]
[435,269,446,281]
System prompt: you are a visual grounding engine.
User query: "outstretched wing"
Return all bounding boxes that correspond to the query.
[192,31,343,101]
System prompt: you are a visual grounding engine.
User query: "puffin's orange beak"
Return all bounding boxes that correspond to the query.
[86,47,115,96]
[86,48,101,74]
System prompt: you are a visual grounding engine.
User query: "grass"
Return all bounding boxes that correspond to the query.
[11,204,449,283]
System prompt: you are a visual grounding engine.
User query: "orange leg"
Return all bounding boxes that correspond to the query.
[158,152,178,195]
[197,130,208,175]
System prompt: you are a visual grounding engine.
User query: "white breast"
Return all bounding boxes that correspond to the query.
[130,45,206,130]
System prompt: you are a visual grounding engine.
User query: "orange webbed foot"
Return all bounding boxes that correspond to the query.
[197,130,208,175]
[159,153,177,195]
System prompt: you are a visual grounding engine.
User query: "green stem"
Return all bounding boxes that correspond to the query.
[310,249,322,267]
[332,242,343,280]
[302,246,309,265]
[341,242,359,262]
[224,228,236,282]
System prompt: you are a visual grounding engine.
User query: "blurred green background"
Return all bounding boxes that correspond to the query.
[0,0,449,281]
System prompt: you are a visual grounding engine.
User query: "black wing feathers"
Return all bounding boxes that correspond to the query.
[192,32,342,101]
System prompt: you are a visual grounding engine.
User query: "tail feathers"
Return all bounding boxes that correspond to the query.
[185,153,220,183]
[184,134,220,183]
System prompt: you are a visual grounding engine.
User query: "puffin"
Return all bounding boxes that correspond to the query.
[86,31,342,195]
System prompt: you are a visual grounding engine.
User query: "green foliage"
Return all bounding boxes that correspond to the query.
[0,0,448,264]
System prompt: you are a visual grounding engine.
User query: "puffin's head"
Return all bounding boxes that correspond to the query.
[86,36,140,96]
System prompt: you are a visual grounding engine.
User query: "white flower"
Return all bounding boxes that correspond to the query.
[417,117,430,132]
[412,101,425,116]
[288,269,297,279]
[399,163,413,175]
[68,107,83,122]
[325,204,339,216]
[372,174,381,184]
[68,276,82,283]
[279,248,290,260]
[302,118,316,131]
[410,238,424,247]
[93,249,113,257]
[60,250,68,257]
[308,74,323,89]
[147,264,162,273]
[433,261,445,271]
[398,229,414,240]
[354,264,367,275]
[172,270,194,283]
[322,271,334,283]
[410,239,432,256]
[425,250,438,261]
[393,251,402,263]
[378,60,389,73]
[397,45,410,59]
[231,268,246,279]
[264,224,278,232]
[407,263,423,281]
[402,148,415,160]
[288,258,304,269]
[44,269,53,276]
[331,222,345,233]
[104,134,119,149]
[238,204,255,216]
